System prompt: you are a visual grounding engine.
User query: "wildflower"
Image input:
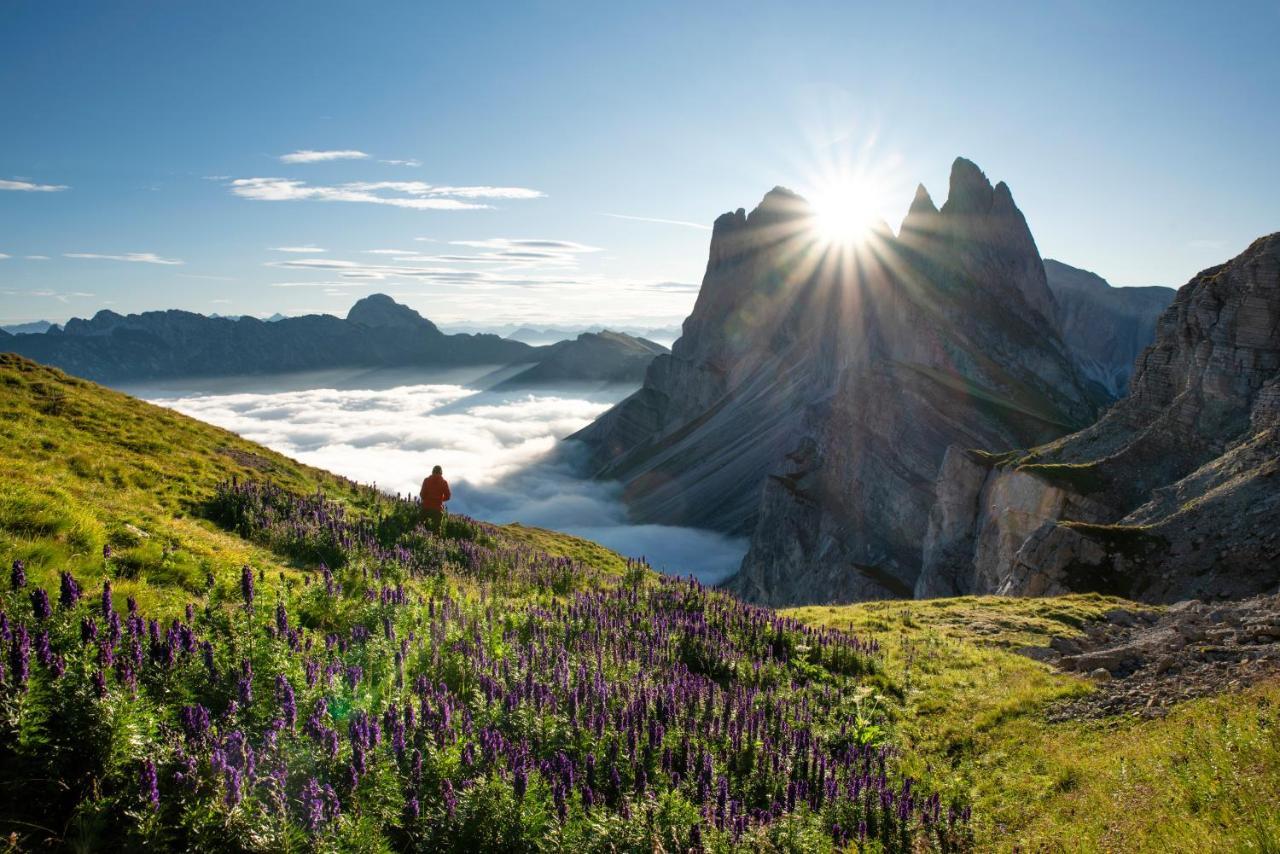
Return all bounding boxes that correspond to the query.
[240,565,254,610]
[140,759,159,810]
[10,559,26,591]
[59,571,81,609]
[30,589,52,621]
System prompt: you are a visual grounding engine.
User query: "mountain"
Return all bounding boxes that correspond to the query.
[918,233,1280,602]
[496,330,669,387]
[572,158,1108,605]
[0,294,535,382]
[1,320,61,335]
[1044,259,1174,397]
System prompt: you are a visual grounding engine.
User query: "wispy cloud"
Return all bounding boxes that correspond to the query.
[279,149,369,164]
[65,252,183,265]
[379,159,421,167]
[25,255,50,260]
[0,254,9,260]
[230,178,544,211]
[602,212,712,230]
[2,288,94,303]
[449,239,602,253]
[1,178,69,192]
[180,273,238,281]
[270,245,327,253]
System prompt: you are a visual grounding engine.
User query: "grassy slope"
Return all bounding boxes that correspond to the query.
[0,354,614,617]
[787,598,1280,852]
[3,353,1277,851]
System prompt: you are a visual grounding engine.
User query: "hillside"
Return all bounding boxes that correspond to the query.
[0,355,954,851]
[1,354,1277,851]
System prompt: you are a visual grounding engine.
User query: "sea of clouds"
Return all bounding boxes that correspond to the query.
[137,368,747,584]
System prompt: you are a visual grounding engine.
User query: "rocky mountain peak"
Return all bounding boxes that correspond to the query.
[346,294,439,333]
[900,184,939,234]
[940,157,995,215]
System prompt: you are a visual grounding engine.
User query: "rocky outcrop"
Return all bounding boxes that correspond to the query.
[496,331,668,388]
[2,294,535,382]
[572,158,1108,604]
[919,233,1280,602]
[1044,260,1174,397]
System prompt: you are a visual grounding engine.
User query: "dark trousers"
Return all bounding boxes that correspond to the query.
[421,507,444,532]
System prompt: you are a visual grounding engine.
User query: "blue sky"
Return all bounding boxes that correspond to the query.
[2,1,1277,327]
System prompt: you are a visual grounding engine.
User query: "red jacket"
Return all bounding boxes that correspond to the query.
[420,474,451,511]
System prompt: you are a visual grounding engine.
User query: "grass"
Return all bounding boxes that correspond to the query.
[0,354,622,617]
[3,353,1277,851]
[786,597,1280,852]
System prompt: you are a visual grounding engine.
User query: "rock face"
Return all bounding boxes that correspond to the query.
[1044,259,1174,397]
[1,294,536,382]
[918,233,1280,602]
[572,158,1107,605]
[496,331,668,388]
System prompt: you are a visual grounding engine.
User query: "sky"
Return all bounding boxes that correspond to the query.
[2,1,1277,327]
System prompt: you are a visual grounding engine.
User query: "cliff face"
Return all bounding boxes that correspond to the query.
[1043,260,1174,398]
[918,233,1280,602]
[572,158,1107,604]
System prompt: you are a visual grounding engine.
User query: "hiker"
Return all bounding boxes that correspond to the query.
[419,465,451,532]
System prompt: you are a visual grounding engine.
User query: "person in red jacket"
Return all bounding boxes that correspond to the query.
[419,465,451,532]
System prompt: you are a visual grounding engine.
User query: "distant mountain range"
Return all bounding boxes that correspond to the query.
[0,320,62,335]
[571,156,1277,605]
[0,294,666,387]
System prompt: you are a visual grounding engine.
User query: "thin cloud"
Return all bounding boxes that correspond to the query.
[379,159,422,167]
[25,255,51,260]
[450,239,602,253]
[0,254,9,260]
[10,288,94,303]
[270,245,327,253]
[230,177,543,211]
[65,252,183,265]
[1,178,69,192]
[602,212,712,230]
[279,149,369,164]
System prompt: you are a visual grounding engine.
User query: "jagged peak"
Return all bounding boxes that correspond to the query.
[909,183,937,215]
[900,183,939,234]
[940,157,995,215]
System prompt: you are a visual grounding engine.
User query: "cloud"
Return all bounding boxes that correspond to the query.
[65,252,183,265]
[602,212,712,230]
[149,377,746,583]
[25,255,50,260]
[230,177,544,211]
[5,288,94,303]
[449,238,603,253]
[0,254,8,260]
[0,178,69,192]
[279,149,370,164]
[379,159,422,167]
[270,245,327,253]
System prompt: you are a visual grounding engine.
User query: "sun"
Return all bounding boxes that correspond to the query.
[808,177,888,246]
